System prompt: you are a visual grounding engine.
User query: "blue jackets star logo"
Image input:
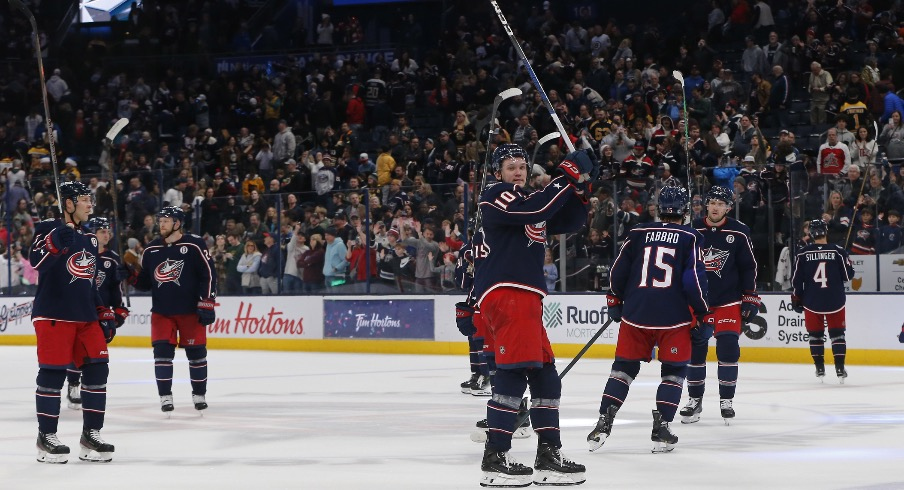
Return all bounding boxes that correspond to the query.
[702,246,730,278]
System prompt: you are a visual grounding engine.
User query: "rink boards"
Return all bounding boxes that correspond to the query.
[0,294,902,365]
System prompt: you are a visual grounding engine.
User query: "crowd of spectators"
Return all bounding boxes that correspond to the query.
[2,0,904,295]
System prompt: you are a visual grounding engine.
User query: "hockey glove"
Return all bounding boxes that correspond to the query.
[197,298,217,326]
[606,294,623,322]
[691,321,715,344]
[790,295,804,314]
[741,292,761,322]
[558,150,596,185]
[113,306,130,328]
[97,307,117,343]
[46,225,75,255]
[115,263,131,282]
[455,302,477,337]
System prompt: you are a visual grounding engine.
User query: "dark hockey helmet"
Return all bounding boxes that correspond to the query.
[704,185,734,208]
[808,219,828,240]
[59,181,94,206]
[492,143,528,172]
[156,205,185,224]
[84,217,111,232]
[658,185,689,217]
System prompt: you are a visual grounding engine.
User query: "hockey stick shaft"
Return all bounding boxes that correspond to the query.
[512,317,614,428]
[103,118,130,306]
[475,88,522,231]
[844,120,881,249]
[672,70,693,197]
[491,0,575,153]
[9,0,62,214]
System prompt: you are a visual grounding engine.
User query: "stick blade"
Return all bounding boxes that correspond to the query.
[105,118,129,142]
[498,87,523,101]
[672,70,684,84]
[537,132,561,146]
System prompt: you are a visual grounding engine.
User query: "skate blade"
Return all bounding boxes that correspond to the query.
[471,389,492,397]
[533,469,585,486]
[461,387,472,394]
[723,418,731,426]
[480,471,533,487]
[78,447,113,463]
[67,402,82,410]
[37,450,69,464]
[680,414,700,424]
[586,433,608,452]
[513,427,532,439]
[651,441,675,453]
[471,426,531,443]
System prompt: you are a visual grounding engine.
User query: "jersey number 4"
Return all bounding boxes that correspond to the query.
[813,262,828,288]
[638,246,675,288]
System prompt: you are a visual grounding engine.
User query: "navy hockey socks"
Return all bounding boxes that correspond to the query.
[35,368,66,434]
[469,336,483,375]
[526,364,562,448]
[828,328,846,370]
[486,368,528,453]
[153,343,176,396]
[481,352,497,385]
[656,364,687,422]
[808,331,826,368]
[716,335,740,400]
[686,341,709,399]
[66,367,81,386]
[185,346,208,396]
[599,360,640,414]
[80,362,109,430]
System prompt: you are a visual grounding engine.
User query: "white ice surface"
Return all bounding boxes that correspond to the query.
[1,346,903,489]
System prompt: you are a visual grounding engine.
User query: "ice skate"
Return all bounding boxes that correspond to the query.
[160,394,174,415]
[470,375,492,396]
[36,432,69,464]
[470,417,531,443]
[78,429,114,463]
[587,405,618,452]
[651,410,677,453]
[66,384,82,410]
[836,367,848,384]
[192,394,208,411]
[480,448,533,487]
[533,442,585,486]
[720,399,735,425]
[815,364,826,383]
[462,373,480,394]
[679,397,702,424]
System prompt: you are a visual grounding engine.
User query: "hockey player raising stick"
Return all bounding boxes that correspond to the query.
[130,206,217,413]
[66,217,129,410]
[30,181,119,463]
[587,185,709,454]
[791,219,855,383]
[473,143,593,487]
[680,186,758,425]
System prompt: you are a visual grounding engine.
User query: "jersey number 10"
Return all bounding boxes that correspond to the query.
[638,246,675,288]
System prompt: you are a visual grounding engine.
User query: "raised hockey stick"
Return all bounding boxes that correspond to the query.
[102,119,130,306]
[9,0,62,214]
[672,70,693,197]
[474,87,522,232]
[531,131,561,167]
[844,120,881,249]
[490,0,576,154]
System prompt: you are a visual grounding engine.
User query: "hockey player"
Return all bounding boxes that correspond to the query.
[30,181,118,463]
[680,186,759,425]
[67,217,129,410]
[131,206,217,412]
[454,240,489,395]
[791,219,855,383]
[588,185,709,454]
[474,144,592,487]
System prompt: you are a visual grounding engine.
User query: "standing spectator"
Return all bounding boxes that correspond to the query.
[257,233,281,295]
[400,224,440,292]
[272,120,296,165]
[768,65,790,129]
[818,128,851,176]
[45,68,70,104]
[237,240,262,295]
[879,210,903,253]
[301,233,326,292]
[851,126,878,170]
[879,85,904,125]
[283,226,308,293]
[316,14,334,45]
[808,62,833,125]
[322,227,348,288]
[543,248,558,292]
[880,111,904,163]
[741,36,767,86]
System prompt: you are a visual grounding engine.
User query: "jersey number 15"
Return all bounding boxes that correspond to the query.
[638,246,676,288]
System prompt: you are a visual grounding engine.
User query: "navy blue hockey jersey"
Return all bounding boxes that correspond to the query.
[29,220,103,322]
[95,249,124,308]
[791,243,854,313]
[135,233,217,315]
[454,241,474,293]
[472,175,586,305]
[693,217,757,307]
[610,222,709,329]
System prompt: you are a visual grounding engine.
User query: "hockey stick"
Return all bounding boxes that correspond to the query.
[102,119,130,306]
[490,0,576,154]
[844,120,881,249]
[9,0,62,214]
[474,87,522,232]
[672,70,693,198]
[531,131,561,167]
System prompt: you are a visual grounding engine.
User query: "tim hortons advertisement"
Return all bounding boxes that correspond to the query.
[323,299,434,339]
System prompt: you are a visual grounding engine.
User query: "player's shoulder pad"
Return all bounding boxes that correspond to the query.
[691,217,705,229]
[145,238,164,248]
[34,219,62,235]
[479,181,519,201]
[726,217,752,234]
